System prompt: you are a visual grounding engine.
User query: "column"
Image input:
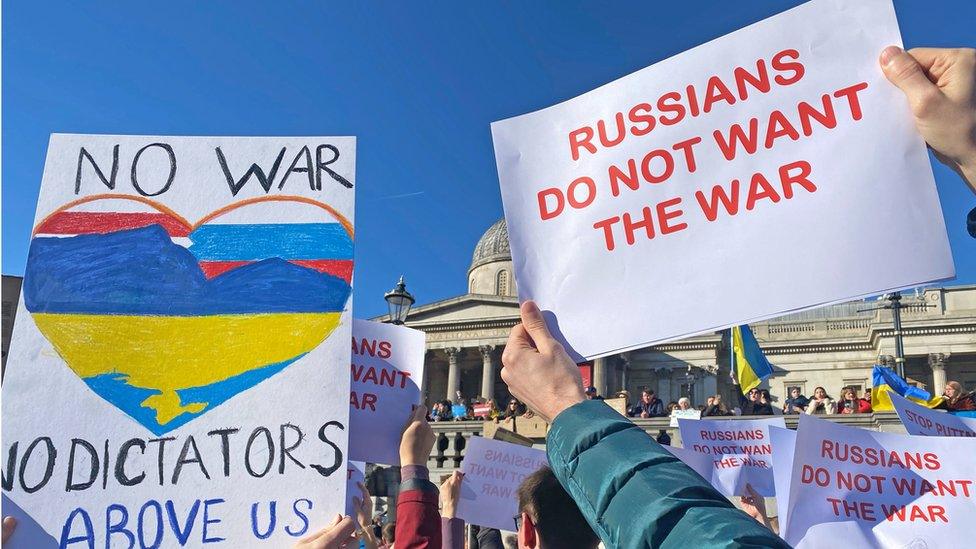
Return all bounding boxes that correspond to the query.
[928,353,950,396]
[480,345,496,400]
[593,357,607,396]
[702,365,718,399]
[656,367,671,402]
[445,347,461,401]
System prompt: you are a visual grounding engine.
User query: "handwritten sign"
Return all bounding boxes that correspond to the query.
[678,417,785,496]
[890,393,976,437]
[345,461,366,517]
[785,414,976,547]
[669,408,701,427]
[1,134,356,547]
[491,0,952,360]
[349,320,426,465]
[456,437,548,531]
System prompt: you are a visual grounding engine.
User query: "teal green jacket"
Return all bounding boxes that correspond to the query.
[546,400,790,549]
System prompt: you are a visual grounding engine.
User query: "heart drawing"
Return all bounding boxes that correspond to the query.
[23,194,353,435]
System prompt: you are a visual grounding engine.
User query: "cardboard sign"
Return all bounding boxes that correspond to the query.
[456,437,548,531]
[345,461,366,517]
[349,320,426,465]
[669,408,702,427]
[491,0,952,360]
[785,414,976,547]
[890,393,976,437]
[769,426,797,533]
[1,134,355,547]
[678,417,786,496]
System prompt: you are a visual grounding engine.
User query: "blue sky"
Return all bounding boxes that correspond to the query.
[3,0,974,318]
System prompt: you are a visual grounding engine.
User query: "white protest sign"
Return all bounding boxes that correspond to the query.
[1,134,356,547]
[786,414,976,548]
[769,426,797,534]
[678,417,785,496]
[456,437,548,531]
[663,444,713,481]
[491,0,952,361]
[890,393,976,437]
[350,319,426,465]
[670,408,702,427]
[345,461,366,517]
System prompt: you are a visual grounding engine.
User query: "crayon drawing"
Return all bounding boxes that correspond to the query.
[24,194,353,435]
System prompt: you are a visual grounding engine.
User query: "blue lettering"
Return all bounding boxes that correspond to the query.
[165,499,199,546]
[105,504,134,549]
[59,507,95,549]
[202,498,225,543]
[285,499,313,537]
[137,500,163,549]
[250,501,276,540]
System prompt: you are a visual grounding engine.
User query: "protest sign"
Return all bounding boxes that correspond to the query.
[349,319,426,464]
[785,414,976,547]
[663,445,713,481]
[678,417,785,496]
[345,461,366,517]
[890,392,976,437]
[456,437,548,531]
[769,426,797,534]
[472,403,492,418]
[670,408,701,427]
[491,0,952,361]
[1,134,356,547]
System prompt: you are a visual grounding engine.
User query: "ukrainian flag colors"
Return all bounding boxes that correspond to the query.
[732,325,774,394]
[871,365,943,411]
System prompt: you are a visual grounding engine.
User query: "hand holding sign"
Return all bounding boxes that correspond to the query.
[400,405,436,467]
[501,301,586,423]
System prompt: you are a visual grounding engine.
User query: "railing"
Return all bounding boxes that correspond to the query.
[426,413,906,477]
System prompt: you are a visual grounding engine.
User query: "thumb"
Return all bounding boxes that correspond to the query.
[519,300,555,349]
[880,46,941,105]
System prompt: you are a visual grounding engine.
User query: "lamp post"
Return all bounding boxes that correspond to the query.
[384,276,415,325]
[858,291,932,379]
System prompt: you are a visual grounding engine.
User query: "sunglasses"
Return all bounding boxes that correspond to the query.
[513,514,523,531]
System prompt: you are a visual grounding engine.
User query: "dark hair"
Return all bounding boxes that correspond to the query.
[642,388,654,396]
[517,466,599,548]
[382,523,395,543]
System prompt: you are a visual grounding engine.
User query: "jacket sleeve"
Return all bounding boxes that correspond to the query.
[546,400,789,549]
[395,467,442,549]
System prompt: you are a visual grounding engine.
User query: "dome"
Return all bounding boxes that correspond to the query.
[469,218,510,272]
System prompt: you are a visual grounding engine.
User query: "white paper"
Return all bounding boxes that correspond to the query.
[349,320,426,465]
[890,393,976,437]
[678,417,786,496]
[663,444,714,481]
[345,461,366,517]
[669,408,702,427]
[456,437,548,531]
[2,134,356,546]
[786,414,976,548]
[491,0,952,360]
[769,426,797,535]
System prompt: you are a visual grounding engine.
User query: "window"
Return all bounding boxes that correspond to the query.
[842,380,866,395]
[496,270,509,296]
[469,277,475,293]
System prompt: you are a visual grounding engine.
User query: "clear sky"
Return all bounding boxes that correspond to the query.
[3,0,975,319]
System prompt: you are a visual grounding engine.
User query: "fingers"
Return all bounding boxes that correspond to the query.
[881,46,943,112]
[316,515,357,548]
[519,301,555,351]
[357,481,370,501]
[299,514,343,544]
[403,404,427,432]
[2,516,16,543]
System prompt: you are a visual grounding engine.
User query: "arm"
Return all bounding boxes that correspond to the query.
[439,471,465,549]
[395,406,442,549]
[501,302,789,549]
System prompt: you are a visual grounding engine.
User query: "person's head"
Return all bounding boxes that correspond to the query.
[864,388,872,399]
[841,387,857,401]
[759,389,771,403]
[382,523,396,544]
[678,397,691,410]
[706,396,715,406]
[713,394,723,405]
[945,381,964,401]
[615,390,629,401]
[813,386,828,399]
[585,386,597,399]
[641,390,654,404]
[790,387,802,399]
[666,401,678,413]
[747,387,760,402]
[516,466,599,549]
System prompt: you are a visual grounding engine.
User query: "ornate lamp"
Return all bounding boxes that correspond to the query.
[384,276,415,325]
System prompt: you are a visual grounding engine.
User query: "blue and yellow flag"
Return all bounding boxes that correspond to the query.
[732,325,774,395]
[871,365,943,411]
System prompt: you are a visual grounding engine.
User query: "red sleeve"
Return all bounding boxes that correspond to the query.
[858,398,872,413]
[395,479,442,549]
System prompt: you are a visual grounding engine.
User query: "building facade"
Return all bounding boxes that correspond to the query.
[388,219,976,409]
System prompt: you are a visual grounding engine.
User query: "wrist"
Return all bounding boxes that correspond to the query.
[544,394,585,423]
[442,504,456,519]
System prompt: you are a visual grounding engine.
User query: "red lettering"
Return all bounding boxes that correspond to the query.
[628,103,655,136]
[608,159,639,197]
[537,188,564,221]
[569,127,596,161]
[567,177,596,209]
[702,75,736,113]
[745,172,780,210]
[764,109,800,149]
[733,59,771,101]
[771,49,805,85]
[713,119,759,161]
[622,207,655,245]
[657,91,686,125]
[593,216,620,251]
[779,160,816,199]
[672,136,701,173]
[640,149,674,184]
[797,94,837,136]
[597,112,626,148]
[695,180,739,222]
[377,341,392,359]
[656,197,687,235]
[833,81,869,120]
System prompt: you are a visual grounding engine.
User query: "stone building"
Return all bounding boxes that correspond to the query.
[390,219,976,409]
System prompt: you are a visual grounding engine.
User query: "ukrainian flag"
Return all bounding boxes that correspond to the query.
[732,325,774,395]
[871,365,943,411]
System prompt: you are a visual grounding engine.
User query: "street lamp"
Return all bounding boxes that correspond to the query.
[858,291,933,379]
[384,276,415,325]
